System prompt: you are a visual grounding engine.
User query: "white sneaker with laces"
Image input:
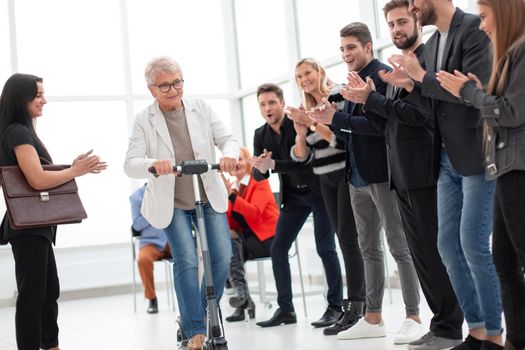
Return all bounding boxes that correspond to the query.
[337,318,386,340]
[394,318,426,344]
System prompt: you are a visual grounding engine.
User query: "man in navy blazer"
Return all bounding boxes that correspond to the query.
[312,22,421,342]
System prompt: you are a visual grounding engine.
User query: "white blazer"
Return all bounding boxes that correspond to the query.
[124,98,240,229]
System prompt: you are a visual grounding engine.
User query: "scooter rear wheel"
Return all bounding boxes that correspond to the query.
[203,343,228,350]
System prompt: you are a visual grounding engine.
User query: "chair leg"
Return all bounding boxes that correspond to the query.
[132,241,137,314]
[164,260,171,309]
[294,240,308,317]
[257,260,266,304]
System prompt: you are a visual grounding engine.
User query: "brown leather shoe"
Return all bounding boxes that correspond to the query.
[188,334,205,350]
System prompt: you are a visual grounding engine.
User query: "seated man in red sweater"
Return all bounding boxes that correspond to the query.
[223,147,278,322]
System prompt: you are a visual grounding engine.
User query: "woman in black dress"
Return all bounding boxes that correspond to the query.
[0,73,106,350]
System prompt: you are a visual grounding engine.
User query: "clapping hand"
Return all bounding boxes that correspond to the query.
[72,149,107,175]
[341,72,375,104]
[436,70,481,98]
[389,52,426,82]
[285,105,311,137]
[379,59,415,91]
[248,149,275,174]
[306,97,338,125]
[221,173,234,195]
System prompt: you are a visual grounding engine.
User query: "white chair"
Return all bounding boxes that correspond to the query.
[131,226,176,313]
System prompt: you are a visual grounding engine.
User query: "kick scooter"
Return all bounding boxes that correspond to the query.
[150,159,228,350]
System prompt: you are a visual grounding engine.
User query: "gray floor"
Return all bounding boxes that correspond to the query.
[0,285,456,350]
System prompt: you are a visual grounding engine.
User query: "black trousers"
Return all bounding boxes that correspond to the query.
[271,191,342,312]
[230,227,273,298]
[395,186,463,339]
[319,169,365,302]
[10,234,60,350]
[492,171,525,349]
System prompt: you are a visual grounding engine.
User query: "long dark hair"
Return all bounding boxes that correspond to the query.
[478,0,525,96]
[477,0,525,154]
[0,73,47,151]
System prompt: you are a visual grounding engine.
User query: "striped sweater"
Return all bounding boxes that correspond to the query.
[290,130,346,175]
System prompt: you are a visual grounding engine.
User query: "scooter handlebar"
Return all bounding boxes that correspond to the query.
[148,160,220,176]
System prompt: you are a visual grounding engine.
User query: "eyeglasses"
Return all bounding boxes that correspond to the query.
[152,79,184,93]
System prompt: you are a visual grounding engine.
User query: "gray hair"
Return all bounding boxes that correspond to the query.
[144,56,183,86]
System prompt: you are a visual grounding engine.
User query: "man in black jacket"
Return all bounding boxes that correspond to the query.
[249,83,343,328]
[342,1,463,349]
[389,1,504,349]
[311,22,421,342]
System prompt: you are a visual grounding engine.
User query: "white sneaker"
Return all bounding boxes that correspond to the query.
[337,318,386,340]
[394,318,425,344]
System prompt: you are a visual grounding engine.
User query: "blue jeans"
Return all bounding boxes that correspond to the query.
[271,191,342,312]
[437,149,502,336]
[164,203,232,338]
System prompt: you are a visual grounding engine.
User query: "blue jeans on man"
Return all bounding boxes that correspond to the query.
[437,149,502,335]
[164,203,232,338]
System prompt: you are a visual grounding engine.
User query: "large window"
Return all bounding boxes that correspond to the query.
[296,0,361,60]
[325,63,350,86]
[126,0,229,96]
[235,0,289,89]
[0,2,11,85]
[15,0,125,96]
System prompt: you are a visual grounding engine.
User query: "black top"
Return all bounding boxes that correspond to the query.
[330,58,391,184]
[0,124,55,243]
[252,116,321,205]
[405,8,491,176]
[363,44,437,190]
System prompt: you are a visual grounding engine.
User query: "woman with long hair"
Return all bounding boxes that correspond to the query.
[286,57,366,333]
[0,73,106,350]
[437,1,525,348]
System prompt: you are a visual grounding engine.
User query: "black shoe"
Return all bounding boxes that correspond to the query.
[311,306,343,328]
[147,298,158,314]
[323,300,363,335]
[256,308,296,328]
[504,340,524,350]
[480,340,504,350]
[229,295,247,308]
[245,299,256,319]
[451,335,483,350]
[226,308,245,322]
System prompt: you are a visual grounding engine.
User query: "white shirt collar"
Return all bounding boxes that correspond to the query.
[239,175,250,186]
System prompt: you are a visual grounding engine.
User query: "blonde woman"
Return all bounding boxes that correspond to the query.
[286,57,366,333]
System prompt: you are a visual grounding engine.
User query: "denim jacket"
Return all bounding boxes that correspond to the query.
[460,39,525,180]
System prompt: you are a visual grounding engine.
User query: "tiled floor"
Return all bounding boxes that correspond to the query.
[0,285,456,350]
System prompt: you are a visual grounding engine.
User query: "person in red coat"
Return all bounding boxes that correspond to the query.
[223,147,278,322]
